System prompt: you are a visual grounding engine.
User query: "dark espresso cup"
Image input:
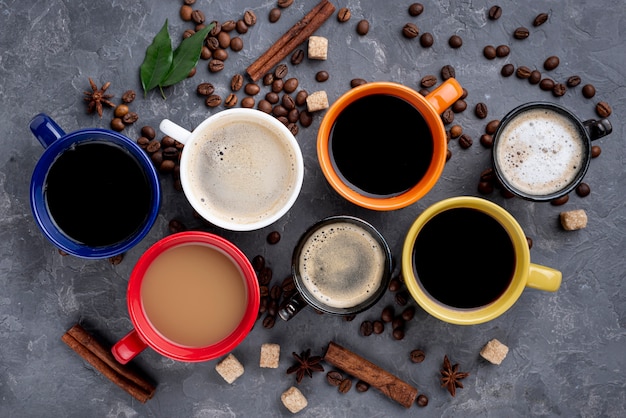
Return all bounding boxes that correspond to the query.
[492,102,611,201]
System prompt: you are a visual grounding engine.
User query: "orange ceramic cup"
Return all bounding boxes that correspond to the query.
[317,79,463,211]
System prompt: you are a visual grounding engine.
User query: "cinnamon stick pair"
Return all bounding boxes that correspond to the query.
[61,324,156,403]
[246,0,336,81]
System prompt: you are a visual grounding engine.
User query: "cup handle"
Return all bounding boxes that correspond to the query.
[526,263,562,292]
[278,292,308,321]
[159,119,192,145]
[583,118,612,141]
[425,78,464,115]
[29,113,66,148]
[111,329,148,365]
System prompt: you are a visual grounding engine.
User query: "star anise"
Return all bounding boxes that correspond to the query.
[83,77,115,118]
[440,355,470,397]
[286,349,324,384]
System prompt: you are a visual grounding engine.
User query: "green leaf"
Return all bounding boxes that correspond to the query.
[160,23,213,87]
[140,20,173,95]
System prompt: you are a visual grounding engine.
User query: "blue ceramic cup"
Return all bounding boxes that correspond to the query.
[29,113,161,259]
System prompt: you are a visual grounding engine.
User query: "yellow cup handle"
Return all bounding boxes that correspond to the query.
[425,78,463,115]
[526,263,562,292]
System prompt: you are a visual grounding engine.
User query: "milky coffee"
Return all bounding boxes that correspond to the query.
[495,108,585,196]
[186,119,298,226]
[298,221,386,309]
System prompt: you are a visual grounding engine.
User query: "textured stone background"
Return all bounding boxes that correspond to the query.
[1,0,625,417]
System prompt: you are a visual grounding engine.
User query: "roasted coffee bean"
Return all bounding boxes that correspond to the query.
[544,56,560,71]
[259,285,269,298]
[243,10,257,26]
[395,290,409,306]
[205,94,222,107]
[274,63,288,79]
[461,88,468,99]
[483,45,496,59]
[496,44,510,57]
[420,32,434,48]
[418,88,430,96]
[277,0,293,8]
[479,134,494,148]
[480,167,495,183]
[258,266,273,285]
[533,12,549,27]
[551,195,569,206]
[392,316,405,330]
[575,182,591,197]
[288,109,300,123]
[230,74,243,92]
[408,3,424,16]
[596,101,612,117]
[180,5,193,21]
[149,149,163,166]
[191,10,205,24]
[267,299,279,317]
[272,78,284,93]
[182,28,196,40]
[295,90,308,106]
[360,320,374,336]
[121,90,136,104]
[516,66,531,79]
[501,63,515,77]
[241,97,255,108]
[206,36,219,51]
[262,314,275,329]
[591,145,602,158]
[122,112,138,124]
[267,231,281,244]
[235,19,248,34]
[270,285,282,301]
[222,20,236,32]
[326,371,344,386]
[485,120,500,134]
[501,188,515,199]
[441,64,455,80]
[401,306,415,321]
[283,78,299,93]
[388,277,402,292]
[392,328,405,340]
[224,93,238,108]
[287,122,299,136]
[208,59,224,72]
[381,306,394,323]
[446,149,452,161]
[281,275,296,293]
[448,35,463,48]
[200,46,212,60]
[452,99,467,113]
[552,83,567,97]
[356,380,370,392]
[187,67,197,78]
[529,70,542,85]
[410,349,425,363]
[450,125,463,138]
[540,78,555,91]
[159,159,175,174]
[402,23,420,39]
[343,314,356,322]
[275,116,287,126]
[258,296,268,314]
[421,75,437,88]
[279,94,294,111]
[513,27,530,39]
[475,102,488,119]
[268,7,281,23]
[197,82,215,95]
[213,48,228,61]
[217,31,230,49]
[264,91,279,104]
[291,49,304,65]
[416,394,429,407]
[372,320,384,334]
[108,254,124,265]
[139,138,154,152]
[252,255,265,271]
[459,133,473,148]
[488,5,502,20]
[162,147,179,159]
[356,20,369,36]
[567,75,582,87]
[315,70,329,82]
[337,7,351,22]
[478,180,494,194]
[582,84,596,98]
[262,73,275,86]
[441,108,454,124]
[230,37,243,52]
[338,379,352,394]
[299,110,313,127]
[350,78,367,88]
[526,237,533,249]
[257,99,272,114]
[168,219,187,234]
[244,83,260,96]
[161,136,176,148]
[272,105,288,118]
[209,21,221,36]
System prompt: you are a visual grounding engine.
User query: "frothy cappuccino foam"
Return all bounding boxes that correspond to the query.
[496,108,584,196]
[299,222,386,309]
[187,120,297,225]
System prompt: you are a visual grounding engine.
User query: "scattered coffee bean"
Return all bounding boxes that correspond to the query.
[264,92,278,105]
[262,314,276,329]
[258,267,273,285]
[263,73,275,86]
[206,37,219,51]
[191,9,205,24]
[540,78,555,91]
[496,44,510,57]
[343,314,356,322]
[272,105,288,118]
[180,5,193,21]
[167,219,186,234]
[326,371,344,386]
[259,285,269,298]
[288,109,300,123]
[529,70,542,85]
[392,328,405,340]
[533,12,549,27]
[395,290,409,306]
[277,0,293,8]
[485,120,500,134]
[418,88,430,96]
[272,78,284,93]
[205,94,222,107]
[501,63,515,77]
[475,102,488,119]
[552,83,567,97]
[241,97,255,108]
[566,75,581,87]
[450,125,463,138]
[501,188,515,199]
[267,231,281,244]
[461,88,468,99]
[388,277,402,292]
[488,5,502,20]
[291,49,304,65]
[224,93,238,108]
[338,379,352,394]
[299,111,313,127]
[381,306,394,322]
[228,75,243,93]
[200,46,211,60]
[550,195,569,206]
[576,182,591,197]
[270,285,282,301]
[391,316,405,330]
[513,27,530,39]
[146,139,161,153]
[408,3,424,16]
[356,19,370,36]
[591,145,601,158]
[526,236,533,249]
[441,108,454,125]
[337,7,351,22]
[282,94,296,110]
[516,66,531,79]
[222,20,236,32]
[315,70,329,82]
[110,118,125,131]
[441,64,455,80]
[230,37,243,52]
[420,32,434,48]
[252,255,265,271]
[281,275,296,293]
[274,63,288,79]
[150,149,163,166]
[582,84,596,98]
[137,136,150,150]
[416,394,429,407]
[481,168,495,183]
[197,82,215,95]
[141,126,156,140]
[209,21,221,36]
[402,306,415,321]
[480,134,494,148]
[478,180,494,194]
[244,83,261,96]
[295,90,308,106]
[410,349,425,363]
[356,380,370,393]
[213,48,228,61]
[452,99,467,113]
[108,254,124,265]
[448,35,463,48]
[121,90,136,104]
[217,31,231,49]
[268,7,281,23]
[459,134,473,149]
[446,148,452,161]
[544,56,560,71]
[402,23,420,39]
[243,10,257,26]
[421,75,437,88]
[267,299,279,317]
[373,320,384,334]
[208,59,225,72]
[596,101,612,117]
[236,19,248,34]
[483,45,496,59]
[360,320,374,336]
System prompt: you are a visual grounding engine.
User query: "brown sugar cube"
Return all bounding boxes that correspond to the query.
[260,343,280,368]
[480,338,509,365]
[308,35,328,60]
[281,386,308,413]
[215,353,244,384]
[306,91,329,112]
[560,209,588,231]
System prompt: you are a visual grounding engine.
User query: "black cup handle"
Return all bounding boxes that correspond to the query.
[278,292,308,321]
[584,118,612,141]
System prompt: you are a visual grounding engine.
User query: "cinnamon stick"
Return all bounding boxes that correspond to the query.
[246,0,336,81]
[324,341,418,408]
[62,324,156,403]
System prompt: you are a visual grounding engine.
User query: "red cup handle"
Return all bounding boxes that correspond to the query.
[111,329,148,365]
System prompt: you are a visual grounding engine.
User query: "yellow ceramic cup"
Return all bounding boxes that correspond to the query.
[402,196,561,325]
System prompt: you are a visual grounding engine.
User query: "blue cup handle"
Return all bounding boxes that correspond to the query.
[30,113,66,148]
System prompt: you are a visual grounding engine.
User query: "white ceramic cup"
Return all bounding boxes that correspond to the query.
[160,109,304,231]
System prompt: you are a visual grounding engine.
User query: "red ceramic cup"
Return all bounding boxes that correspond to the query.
[112,232,259,363]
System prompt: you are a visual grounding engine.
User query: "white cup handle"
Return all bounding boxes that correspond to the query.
[159,119,192,145]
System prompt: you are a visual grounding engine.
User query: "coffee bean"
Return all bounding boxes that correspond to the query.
[529,70,542,85]
[526,236,533,249]
[418,88,430,96]
[488,5,502,20]
[295,90,308,106]
[441,108,454,125]
[200,46,212,60]
[277,0,293,8]
[241,97,255,108]
[478,180,494,194]
[513,27,530,39]
[544,56,560,71]
[272,78,284,93]
[244,83,260,96]
[596,101,612,117]
[582,84,596,98]
[416,394,429,407]
[272,105,288,118]
[259,285,269,298]
[262,314,276,329]
[261,73,273,87]
[381,306,394,322]
[420,32,434,48]
[137,136,150,150]
[146,139,161,153]
[576,182,591,197]
[551,195,569,206]
[441,64,455,80]
[461,88,468,99]
[533,12,549,27]
[287,122,299,136]
[315,70,329,82]
[208,21,221,37]
[222,20,236,32]
[480,168,495,183]
[282,94,296,111]
[243,10,257,26]
[161,136,176,148]
[401,306,415,321]
[299,111,313,127]
[552,83,567,97]
[149,149,163,166]
[540,78,555,91]
[448,35,463,48]
[281,275,295,293]
[483,45,496,59]
[208,59,224,72]
[591,145,602,158]
[337,7,351,22]
[496,44,510,57]
[290,49,304,65]
[213,48,228,61]
[206,36,219,51]
[450,125,463,138]
[121,112,138,124]
[258,267,273,286]
[567,75,581,87]
[258,296,268,314]
[121,90,136,104]
[267,299,279,317]
[485,120,500,134]
[392,316,405,330]
[197,82,215,95]
[274,63,288,79]
[459,134,473,149]
[252,255,265,271]
[268,7,281,23]
[338,379,352,394]
[452,99,467,113]
[191,10,205,25]
[373,320,384,334]
[409,3,424,16]
[230,37,243,52]
[516,66,531,79]
[255,99,271,114]
[395,290,409,306]
[360,320,374,336]
[475,102,488,119]
[356,380,370,393]
[141,126,156,140]
[387,277,401,292]
[180,5,193,21]
[267,231,281,244]
[392,328,405,340]
[225,93,237,108]
[217,31,231,49]
[326,371,343,386]
[283,78,299,94]
[479,134,494,148]
[501,63,514,77]
[446,149,452,161]
[264,92,278,105]
[410,349,425,363]
[402,23,420,39]
[501,188,515,199]
[236,19,248,34]
[205,94,222,107]
[421,75,437,88]
[356,19,369,36]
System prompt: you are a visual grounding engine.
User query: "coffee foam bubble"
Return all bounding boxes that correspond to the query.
[496,108,584,196]
[187,120,297,225]
[299,222,385,309]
